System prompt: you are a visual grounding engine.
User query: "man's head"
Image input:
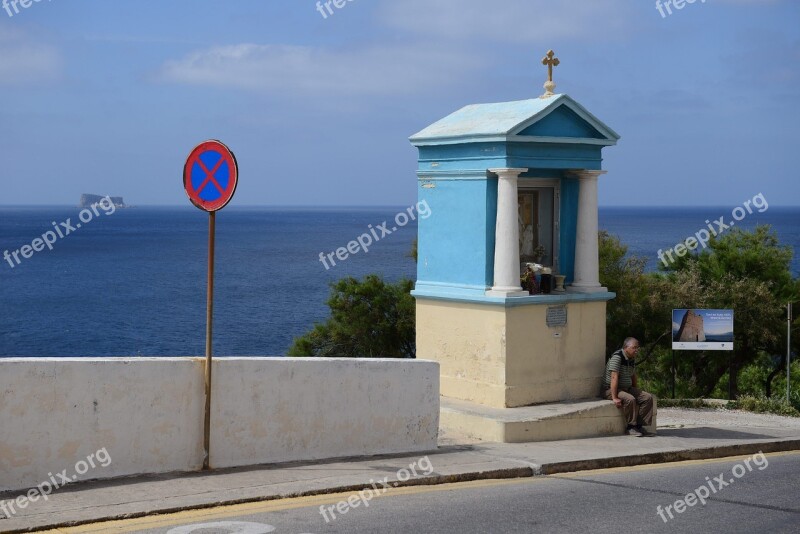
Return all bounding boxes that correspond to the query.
[623,337,640,359]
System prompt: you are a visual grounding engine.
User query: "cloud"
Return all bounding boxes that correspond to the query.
[0,26,60,85]
[377,0,634,43]
[154,0,645,98]
[156,42,479,96]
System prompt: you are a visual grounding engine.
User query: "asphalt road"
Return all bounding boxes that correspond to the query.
[52,451,800,534]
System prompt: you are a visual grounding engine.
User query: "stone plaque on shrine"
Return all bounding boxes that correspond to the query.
[546,306,567,328]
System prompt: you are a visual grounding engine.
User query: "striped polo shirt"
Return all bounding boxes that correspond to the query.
[603,349,635,390]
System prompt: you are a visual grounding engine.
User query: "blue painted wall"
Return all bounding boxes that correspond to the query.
[418,143,507,173]
[559,176,580,284]
[418,142,603,174]
[416,178,496,294]
[517,106,606,139]
[485,178,498,285]
[506,142,603,171]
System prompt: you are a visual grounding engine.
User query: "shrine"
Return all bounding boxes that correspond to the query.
[410,51,636,441]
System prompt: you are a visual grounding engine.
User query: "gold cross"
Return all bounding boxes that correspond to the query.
[542,50,560,83]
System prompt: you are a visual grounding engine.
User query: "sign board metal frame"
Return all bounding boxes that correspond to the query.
[670,308,735,400]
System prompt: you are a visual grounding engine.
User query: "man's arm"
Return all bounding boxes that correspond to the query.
[610,371,622,408]
[631,371,638,388]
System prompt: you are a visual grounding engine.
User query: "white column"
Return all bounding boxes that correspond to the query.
[569,170,607,293]
[486,168,529,297]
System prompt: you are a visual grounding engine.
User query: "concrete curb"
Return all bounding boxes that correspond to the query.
[537,439,800,475]
[6,439,800,533]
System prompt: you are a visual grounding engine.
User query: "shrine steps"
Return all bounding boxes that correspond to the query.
[440,396,657,443]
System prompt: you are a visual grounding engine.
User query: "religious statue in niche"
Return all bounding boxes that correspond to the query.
[518,188,556,269]
[521,222,534,257]
[518,192,539,263]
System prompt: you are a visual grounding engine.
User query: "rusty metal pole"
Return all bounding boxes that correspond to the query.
[203,211,216,470]
[789,302,793,403]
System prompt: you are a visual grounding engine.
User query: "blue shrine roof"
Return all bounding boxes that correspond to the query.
[410,94,620,147]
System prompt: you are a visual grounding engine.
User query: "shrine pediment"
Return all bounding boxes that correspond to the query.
[410,94,619,147]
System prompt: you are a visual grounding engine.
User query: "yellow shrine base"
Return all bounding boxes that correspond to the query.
[415,295,612,409]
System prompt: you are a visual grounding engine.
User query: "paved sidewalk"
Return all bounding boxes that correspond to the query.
[2,408,799,533]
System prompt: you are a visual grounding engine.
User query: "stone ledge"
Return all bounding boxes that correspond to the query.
[441,396,657,443]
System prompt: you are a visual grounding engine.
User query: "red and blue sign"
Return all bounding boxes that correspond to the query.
[183,140,239,212]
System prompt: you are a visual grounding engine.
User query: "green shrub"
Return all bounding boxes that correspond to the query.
[288,275,415,358]
[728,394,800,417]
[657,398,720,409]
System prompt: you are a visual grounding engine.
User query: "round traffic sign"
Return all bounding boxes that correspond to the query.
[183,140,239,212]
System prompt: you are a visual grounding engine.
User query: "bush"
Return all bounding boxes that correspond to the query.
[728,394,800,417]
[288,275,415,358]
[657,398,720,409]
[600,225,798,400]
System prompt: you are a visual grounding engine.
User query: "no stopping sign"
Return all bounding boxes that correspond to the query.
[183,140,238,212]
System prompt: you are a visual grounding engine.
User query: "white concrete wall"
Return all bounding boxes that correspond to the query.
[0,358,439,492]
[211,358,440,468]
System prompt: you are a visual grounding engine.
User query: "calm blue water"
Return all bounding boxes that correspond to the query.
[599,206,800,274]
[1,206,798,357]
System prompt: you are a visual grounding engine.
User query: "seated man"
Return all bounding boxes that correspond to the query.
[603,337,656,437]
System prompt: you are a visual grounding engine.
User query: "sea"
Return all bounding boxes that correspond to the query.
[1,205,798,358]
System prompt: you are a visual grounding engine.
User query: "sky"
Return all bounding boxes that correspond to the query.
[1,0,798,207]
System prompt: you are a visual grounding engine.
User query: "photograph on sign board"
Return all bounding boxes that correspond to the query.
[672,309,734,351]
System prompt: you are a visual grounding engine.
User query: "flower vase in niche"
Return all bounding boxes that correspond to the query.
[529,276,539,295]
[554,274,566,292]
[540,267,552,294]
[521,263,542,295]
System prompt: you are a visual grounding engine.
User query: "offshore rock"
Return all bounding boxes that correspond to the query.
[79,194,127,208]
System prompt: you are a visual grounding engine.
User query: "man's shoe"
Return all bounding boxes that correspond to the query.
[625,425,642,436]
[635,425,656,437]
